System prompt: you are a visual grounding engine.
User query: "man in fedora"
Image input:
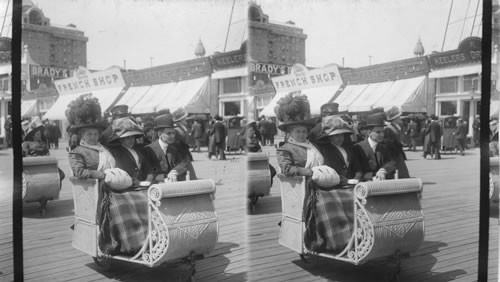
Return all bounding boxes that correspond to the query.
[425,114,442,159]
[352,112,396,181]
[383,106,410,178]
[173,107,197,179]
[308,102,339,142]
[143,113,187,183]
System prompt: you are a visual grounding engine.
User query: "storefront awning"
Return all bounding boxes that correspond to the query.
[259,85,342,117]
[373,76,427,113]
[21,100,37,118]
[211,67,248,79]
[130,76,211,114]
[113,85,151,112]
[333,84,369,112]
[428,64,481,78]
[43,87,124,120]
[346,81,394,112]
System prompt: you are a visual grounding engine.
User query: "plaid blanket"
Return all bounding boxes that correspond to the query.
[99,189,149,256]
[304,180,355,254]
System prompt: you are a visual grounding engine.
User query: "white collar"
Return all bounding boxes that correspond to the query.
[158,138,169,152]
[368,136,378,151]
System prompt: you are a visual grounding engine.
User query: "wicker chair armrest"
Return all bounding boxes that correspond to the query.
[148,179,216,201]
[354,178,423,199]
[23,156,58,166]
[247,152,269,162]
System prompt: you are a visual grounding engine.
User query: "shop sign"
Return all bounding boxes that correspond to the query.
[124,57,211,86]
[428,37,481,69]
[249,62,292,75]
[55,67,125,95]
[29,64,74,92]
[210,50,246,70]
[340,57,429,84]
[0,37,10,64]
[271,64,343,92]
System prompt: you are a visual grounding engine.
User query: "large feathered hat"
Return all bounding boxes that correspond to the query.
[65,95,106,134]
[274,91,317,131]
[24,116,45,141]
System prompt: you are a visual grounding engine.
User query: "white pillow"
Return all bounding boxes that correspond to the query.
[311,165,340,188]
[104,168,133,191]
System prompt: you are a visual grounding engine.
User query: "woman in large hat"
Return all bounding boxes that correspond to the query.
[22,116,49,157]
[275,92,353,254]
[66,96,115,180]
[23,116,66,185]
[98,116,150,256]
[383,106,410,178]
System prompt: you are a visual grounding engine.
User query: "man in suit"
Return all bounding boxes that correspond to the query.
[425,114,442,159]
[213,114,227,160]
[142,113,187,182]
[352,113,396,181]
[454,118,468,156]
[172,107,197,180]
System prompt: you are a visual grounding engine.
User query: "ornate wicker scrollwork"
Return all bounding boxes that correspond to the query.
[141,198,169,265]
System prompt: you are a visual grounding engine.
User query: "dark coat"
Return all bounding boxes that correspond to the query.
[191,122,203,139]
[108,145,146,182]
[406,122,418,138]
[315,141,355,181]
[352,139,397,181]
[143,140,187,182]
[455,122,468,139]
[213,121,226,144]
[383,125,410,178]
[426,121,442,143]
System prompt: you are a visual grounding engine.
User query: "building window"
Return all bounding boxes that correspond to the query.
[222,77,241,93]
[440,101,457,116]
[463,74,480,92]
[439,77,458,93]
[223,101,241,116]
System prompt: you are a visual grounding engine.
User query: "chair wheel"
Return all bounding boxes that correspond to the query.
[300,254,310,264]
[93,255,112,271]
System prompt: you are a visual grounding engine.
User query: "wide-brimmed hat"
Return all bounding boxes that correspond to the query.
[154,113,177,130]
[24,116,45,141]
[365,112,386,128]
[320,116,353,138]
[274,92,317,132]
[172,107,188,122]
[385,106,402,121]
[490,119,498,126]
[66,96,107,134]
[111,117,143,140]
[109,104,129,118]
[320,103,339,116]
